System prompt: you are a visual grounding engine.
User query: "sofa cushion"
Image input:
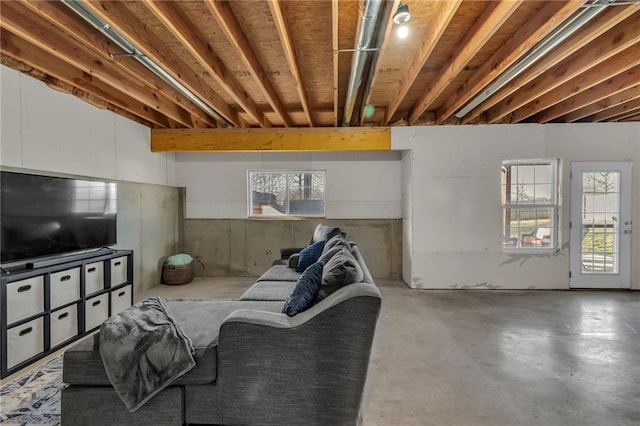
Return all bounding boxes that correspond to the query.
[239,280,297,301]
[295,240,325,272]
[256,264,302,282]
[282,262,324,316]
[63,300,284,386]
[321,247,364,287]
[323,234,349,253]
[311,223,343,243]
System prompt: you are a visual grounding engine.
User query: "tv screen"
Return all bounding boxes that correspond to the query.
[1,172,117,264]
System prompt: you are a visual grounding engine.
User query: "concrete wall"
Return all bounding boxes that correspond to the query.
[1,66,181,293]
[393,123,640,290]
[183,219,402,278]
[175,151,403,279]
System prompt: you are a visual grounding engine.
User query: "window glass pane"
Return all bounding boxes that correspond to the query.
[250,170,325,217]
[534,164,552,184]
[251,172,286,216]
[287,172,325,216]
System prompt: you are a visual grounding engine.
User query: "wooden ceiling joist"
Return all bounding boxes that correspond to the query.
[510,49,640,123]
[0,1,197,128]
[562,85,640,123]
[436,0,585,124]
[614,105,640,121]
[384,0,462,125]
[534,64,640,123]
[487,13,640,124]
[0,29,173,128]
[151,127,391,152]
[407,0,521,125]
[2,0,637,129]
[77,0,240,128]
[17,0,217,129]
[143,0,270,127]
[461,4,639,124]
[267,0,313,127]
[205,0,292,127]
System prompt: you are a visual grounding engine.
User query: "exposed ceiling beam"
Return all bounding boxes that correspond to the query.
[588,91,640,122]
[18,0,216,129]
[151,127,391,152]
[615,106,640,121]
[510,50,640,123]
[143,0,270,127]
[617,109,640,122]
[77,0,240,127]
[436,0,585,124]
[205,0,292,127]
[487,13,640,123]
[534,64,640,123]
[383,0,462,124]
[407,0,521,124]
[267,0,313,127]
[461,4,639,124]
[0,29,173,129]
[563,85,640,122]
[0,1,197,128]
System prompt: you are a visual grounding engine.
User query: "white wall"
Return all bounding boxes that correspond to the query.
[0,66,175,186]
[175,151,402,219]
[394,123,640,290]
[1,66,181,292]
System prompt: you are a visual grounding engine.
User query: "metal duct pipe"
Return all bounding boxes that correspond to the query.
[342,0,384,126]
[61,0,233,127]
[454,0,611,119]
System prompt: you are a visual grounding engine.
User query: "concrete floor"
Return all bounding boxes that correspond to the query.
[5,276,638,425]
[139,277,640,426]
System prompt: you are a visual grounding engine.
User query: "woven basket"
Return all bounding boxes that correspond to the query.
[162,261,194,285]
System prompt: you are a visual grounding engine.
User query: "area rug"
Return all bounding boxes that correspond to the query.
[0,356,65,425]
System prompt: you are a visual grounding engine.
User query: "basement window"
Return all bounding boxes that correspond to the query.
[248,170,325,217]
[502,159,559,253]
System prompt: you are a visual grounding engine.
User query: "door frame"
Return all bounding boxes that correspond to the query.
[569,162,633,289]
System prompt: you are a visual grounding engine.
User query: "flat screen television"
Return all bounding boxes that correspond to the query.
[1,171,117,264]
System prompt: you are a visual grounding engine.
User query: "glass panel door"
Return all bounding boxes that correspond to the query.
[570,163,632,288]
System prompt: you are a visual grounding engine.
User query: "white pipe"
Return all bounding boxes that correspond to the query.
[62,0,232,127]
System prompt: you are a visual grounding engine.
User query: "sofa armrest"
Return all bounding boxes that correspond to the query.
[215,284,381,426]
[280,246,303,259]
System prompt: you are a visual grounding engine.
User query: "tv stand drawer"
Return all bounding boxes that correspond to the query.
[84,261,105,296]
[110,257,128,286]
[6,276,44,325]
[7,317,44,370]
[51,268,81,309]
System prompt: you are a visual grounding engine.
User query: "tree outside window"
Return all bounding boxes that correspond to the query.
[249,171,325,217]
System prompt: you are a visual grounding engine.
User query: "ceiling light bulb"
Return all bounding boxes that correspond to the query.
[397,25,409,39]
[393,4,411,25]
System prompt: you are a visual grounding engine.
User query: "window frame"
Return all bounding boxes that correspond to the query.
[247,169,326,218]
[501,159,560,254]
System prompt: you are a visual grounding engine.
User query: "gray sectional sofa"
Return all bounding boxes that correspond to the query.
[61,225,381,426]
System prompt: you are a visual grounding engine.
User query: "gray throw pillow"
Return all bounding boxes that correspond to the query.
[323,234,349,254]
[321,246,364,287]
[311,224,342,243]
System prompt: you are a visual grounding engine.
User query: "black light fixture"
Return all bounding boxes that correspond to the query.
[393,3,411,25]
